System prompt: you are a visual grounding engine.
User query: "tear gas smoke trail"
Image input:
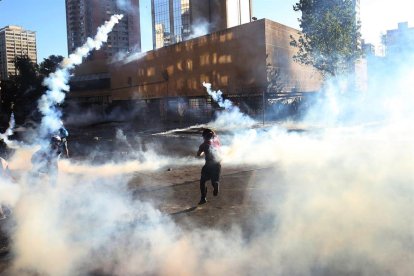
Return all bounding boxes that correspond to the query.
[202,82,233,110]
[0,112,18,148]
[7,121,414,276]
[111,50,146,64]
[153,124,204,136]
[202,82,255,129]
[58,154,198,176]
[5,66,414,275]
[186,21,209,40]
[38,14,124,137]
[5,37,414,276]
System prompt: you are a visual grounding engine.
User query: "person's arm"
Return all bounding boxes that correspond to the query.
[64,141,69,158]
[197,144,204,157]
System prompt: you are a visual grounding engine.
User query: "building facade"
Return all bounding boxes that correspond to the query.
[112,19,321,100]
[68,19,323,122]
[0,26,37,80]
[104,19,321,119]
[352,0,360,23]
[382,22,414,58]
[362,39,375,57]
[65,0,141,60]
[151,0,252,49]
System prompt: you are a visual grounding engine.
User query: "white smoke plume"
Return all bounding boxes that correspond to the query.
[0,157,20,207]
[111,50,146,64]
[38,14,124,137]
[202,82,255,130]
[5,113,413,276]
[0,113,19,149]
[187,21,209,40]
[2,15,414,276]
[202,82,233,110]
[2,61,414,275]
[116,0,134,11]
[0,177,19,208]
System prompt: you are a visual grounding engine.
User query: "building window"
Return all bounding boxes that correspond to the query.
[147,67,155,77]
[186,59,192,70]
[189,98,204,109]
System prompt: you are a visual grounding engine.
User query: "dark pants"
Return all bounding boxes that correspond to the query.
[200,163,221,199]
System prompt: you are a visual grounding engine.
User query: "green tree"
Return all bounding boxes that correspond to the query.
[1,55,64,126]
[290,0,362,77]
[5,56,42,124]
[39,55,64,77]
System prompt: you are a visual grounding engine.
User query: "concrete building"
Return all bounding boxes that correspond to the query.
[362,39,375,57]
[151,0,252,49]
[353,0,360,23]
[65,0,141,60]
[0,25,37,80]
[67,19,321,121]
[382,22,414,58]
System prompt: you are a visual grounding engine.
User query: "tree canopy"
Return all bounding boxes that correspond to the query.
[39,55,64,77]
[0,55,64,126]
[290,0,362,77]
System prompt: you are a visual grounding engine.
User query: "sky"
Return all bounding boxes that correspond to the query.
[0,0,413,62]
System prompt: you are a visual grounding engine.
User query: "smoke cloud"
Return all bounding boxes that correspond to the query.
[203,82,255,130]
[116,0,134,12]
[187,21,209,40]
[0,158,20,207]
[0,113,19,149]
[2,63,414,275]
[38,14,124,137]
[111,50,146,64]
[2,13,414,276]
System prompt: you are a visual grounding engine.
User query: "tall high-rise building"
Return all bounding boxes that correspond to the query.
[0,25,37,80]
[352,0,360,23]
[151,0,252,49]
[382,22,414,57]
[362,39,375,57]
[65,0,141,60]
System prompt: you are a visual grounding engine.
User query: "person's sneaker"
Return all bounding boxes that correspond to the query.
[213,183,219,196]
[198,198,207,205]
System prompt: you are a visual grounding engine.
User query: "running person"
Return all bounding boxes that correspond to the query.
[31,135,63,185]
[196,128,222,204]
[57,122,69,158]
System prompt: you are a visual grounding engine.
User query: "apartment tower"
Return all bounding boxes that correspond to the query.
[65,0,141,60]
[151,0,252,49]
[0,25,37,80]
[382,22,414,57]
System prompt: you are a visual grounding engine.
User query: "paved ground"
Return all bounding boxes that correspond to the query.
[0,121,285,274]
[129,164,281,231]
[0,164,280,274]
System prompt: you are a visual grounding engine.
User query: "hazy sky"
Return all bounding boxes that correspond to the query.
[0,0,413,61]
